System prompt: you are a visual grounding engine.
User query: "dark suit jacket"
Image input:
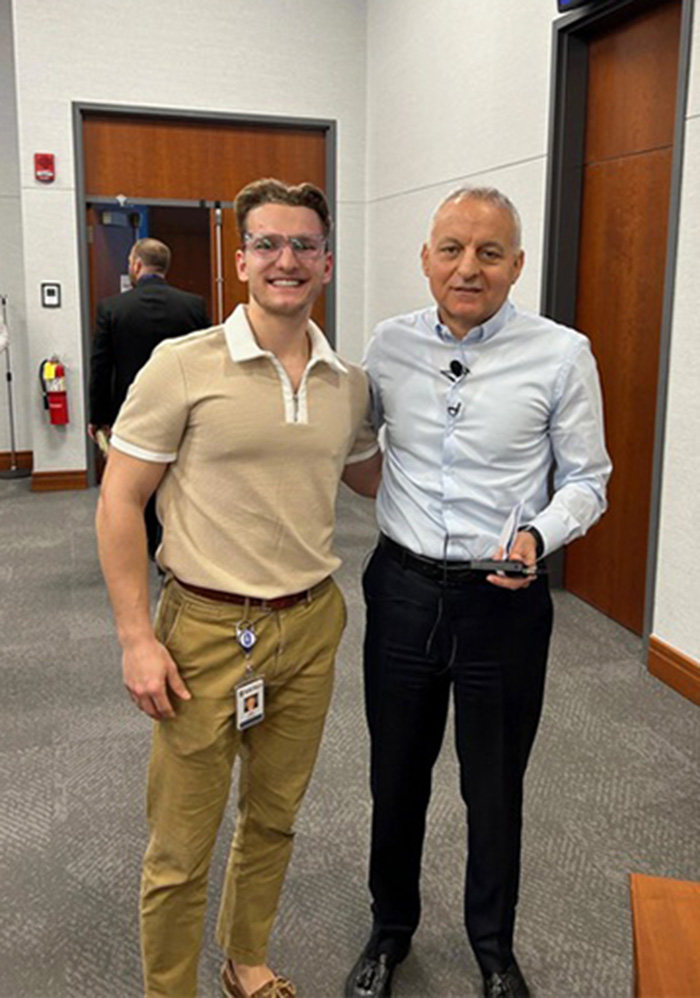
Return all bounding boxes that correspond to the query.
[89,276,210,426]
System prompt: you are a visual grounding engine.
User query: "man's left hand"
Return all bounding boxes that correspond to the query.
[486,531,538,590]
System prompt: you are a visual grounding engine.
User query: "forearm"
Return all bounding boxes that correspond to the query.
[529,477,609,556]
[341,449,382,498]
[538,345,611,554]
[343,470,380,499]
[96,491,153,647]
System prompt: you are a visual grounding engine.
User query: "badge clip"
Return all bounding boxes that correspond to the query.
[236,621,257,656]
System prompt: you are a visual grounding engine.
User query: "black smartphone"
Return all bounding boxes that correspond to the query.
[469,559,538,576]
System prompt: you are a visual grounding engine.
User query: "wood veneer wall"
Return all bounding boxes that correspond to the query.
[565,1,682,634]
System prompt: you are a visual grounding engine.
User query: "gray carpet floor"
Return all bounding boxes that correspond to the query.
[1,479,698,998]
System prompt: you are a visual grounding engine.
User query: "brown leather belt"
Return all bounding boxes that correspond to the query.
[174,575,331,610]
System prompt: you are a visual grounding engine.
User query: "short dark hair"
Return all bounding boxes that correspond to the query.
[234,178,332,241]
[131,238,171,274]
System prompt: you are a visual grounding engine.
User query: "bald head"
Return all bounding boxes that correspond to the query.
[128,238,171,287]
[427,186,522,251]
[130,238,171,275]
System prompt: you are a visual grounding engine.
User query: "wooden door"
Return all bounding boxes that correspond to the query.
[87,205,139,329]
[149,206,212,320]
[86,205,140,478]
[564,1,682,634]
[82,114,327,327]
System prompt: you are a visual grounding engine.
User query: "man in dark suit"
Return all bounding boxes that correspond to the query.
[89,237,210,557]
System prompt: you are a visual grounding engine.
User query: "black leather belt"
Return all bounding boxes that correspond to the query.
[378,533,482,585]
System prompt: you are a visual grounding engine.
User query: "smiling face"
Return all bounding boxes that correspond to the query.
[235,203,333,322]
[421,197,524,339]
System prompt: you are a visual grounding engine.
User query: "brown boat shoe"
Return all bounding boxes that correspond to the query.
[220,960,296,998]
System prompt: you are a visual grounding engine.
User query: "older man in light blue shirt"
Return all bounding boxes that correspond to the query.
[346,186,611,998]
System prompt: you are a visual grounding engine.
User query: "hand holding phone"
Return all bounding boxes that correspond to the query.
[469,559,540,576]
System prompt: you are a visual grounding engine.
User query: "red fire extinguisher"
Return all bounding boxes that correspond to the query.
[39,357,69,425]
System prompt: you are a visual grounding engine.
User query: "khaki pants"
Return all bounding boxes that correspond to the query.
[141,577,346,998]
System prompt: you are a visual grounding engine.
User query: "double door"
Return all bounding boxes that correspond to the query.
[82,110,330,482]
[83,110,328,330]
[87,199,328,331]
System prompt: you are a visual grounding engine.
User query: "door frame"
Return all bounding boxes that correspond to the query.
[72,102,337,487]
[540,0,695,643]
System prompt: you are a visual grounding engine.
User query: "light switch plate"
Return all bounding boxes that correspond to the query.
[41,282,61,308]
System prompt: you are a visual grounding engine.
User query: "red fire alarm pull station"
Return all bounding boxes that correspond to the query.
[34,153,55,183]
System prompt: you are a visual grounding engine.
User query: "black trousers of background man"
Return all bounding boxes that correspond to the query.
[362,540,553,974]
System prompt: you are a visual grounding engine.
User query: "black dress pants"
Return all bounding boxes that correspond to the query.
[362,542,553,973]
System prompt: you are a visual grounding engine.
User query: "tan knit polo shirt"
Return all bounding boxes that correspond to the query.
[111,305,378,598]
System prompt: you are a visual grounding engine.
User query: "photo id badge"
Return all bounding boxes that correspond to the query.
[235,676,265,731]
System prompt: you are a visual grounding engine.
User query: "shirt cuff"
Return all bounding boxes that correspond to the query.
[525,508,574,559]
[344,443,380,465]
[521,525,545,560]
[111,434,177,464]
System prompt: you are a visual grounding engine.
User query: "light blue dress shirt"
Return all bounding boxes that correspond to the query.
[364,299,611,560]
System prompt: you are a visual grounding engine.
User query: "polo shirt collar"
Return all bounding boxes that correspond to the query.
[224,304,347,374]
[432,298,515,345]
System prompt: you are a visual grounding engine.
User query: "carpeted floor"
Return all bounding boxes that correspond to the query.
[0,479,698,998]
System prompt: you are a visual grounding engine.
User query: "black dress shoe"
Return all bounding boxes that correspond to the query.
[345,952,401,998]
[482,961,531,998]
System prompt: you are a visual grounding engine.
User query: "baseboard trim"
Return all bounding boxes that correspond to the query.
[648,636,700,706]
[0,449,33,471]
[31,469,88,492]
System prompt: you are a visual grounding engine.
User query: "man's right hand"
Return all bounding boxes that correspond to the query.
[88,423,108,441]
[122,637,191,720]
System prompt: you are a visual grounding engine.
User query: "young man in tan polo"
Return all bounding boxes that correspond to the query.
[96,178,380,998]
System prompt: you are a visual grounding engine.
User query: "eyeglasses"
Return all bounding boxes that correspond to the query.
[243,232,328,260]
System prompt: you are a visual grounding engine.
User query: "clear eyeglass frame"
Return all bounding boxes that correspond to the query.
[243,232,328,260]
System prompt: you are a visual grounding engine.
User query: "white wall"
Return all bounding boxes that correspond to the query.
[364,0,551,331]
[0,0,28,454]
[6,0,700,667]
[362,0,700,666]
[653,11,700,662]
[9,0,368,473]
